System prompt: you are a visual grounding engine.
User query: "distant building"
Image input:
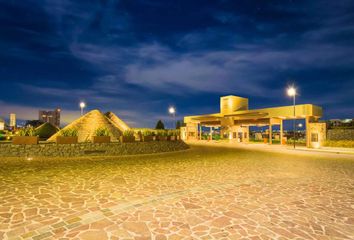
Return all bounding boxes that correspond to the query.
[328,119,342,127]
[328,119,353,128]
[9,113,16,128]
[38,108,61,127]
[0,118,4,130]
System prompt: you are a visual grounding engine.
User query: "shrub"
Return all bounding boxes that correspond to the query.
[94,127,110,136]
[323,140,354,148]
[156,130,168,136]
[123,129,135,137]
[143,130,153,136]
[168,130,180,136]
[17,127,36,136]
[60,128,78,137]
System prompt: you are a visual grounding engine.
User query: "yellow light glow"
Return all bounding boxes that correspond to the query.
[79,102,86,108]
[287,87,296,96]
[313,142,320,149]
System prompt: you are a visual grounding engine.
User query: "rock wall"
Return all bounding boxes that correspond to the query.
[0,141,189,157]
[327,129,354,141]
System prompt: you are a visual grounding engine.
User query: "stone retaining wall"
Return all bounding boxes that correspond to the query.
[0,141,189,157]
[327,129,354,141]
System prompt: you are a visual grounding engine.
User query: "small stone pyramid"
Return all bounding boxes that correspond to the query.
[105,112,130,132]
[35,122,59,139]
[47,110,122,142]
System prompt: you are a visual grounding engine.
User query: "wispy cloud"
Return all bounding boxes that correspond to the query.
[1,0,354,126]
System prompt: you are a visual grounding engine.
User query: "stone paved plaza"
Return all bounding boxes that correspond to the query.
[0,143,354,239]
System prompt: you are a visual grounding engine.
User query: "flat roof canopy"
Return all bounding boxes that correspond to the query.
[185,104,323,125]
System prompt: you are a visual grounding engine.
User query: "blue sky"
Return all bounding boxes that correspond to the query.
[0,0,353,127]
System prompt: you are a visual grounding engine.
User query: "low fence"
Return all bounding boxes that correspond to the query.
[327,129,354,141]
[0,141,189,157]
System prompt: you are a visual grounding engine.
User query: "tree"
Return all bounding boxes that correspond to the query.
[175,120,181,129]
[25,120,44,128]
[155,120,165,129]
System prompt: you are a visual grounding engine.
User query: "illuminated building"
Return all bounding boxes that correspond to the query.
[181,95,326,148]
[39,108,61,127]
[9,113,16,128]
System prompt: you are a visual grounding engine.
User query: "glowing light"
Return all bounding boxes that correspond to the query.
[79,102,86,115]
[313,142,320,149]
[26,157,33,161]
[287,87,296,96]
[298,123,303,128]
[168,107,176,114]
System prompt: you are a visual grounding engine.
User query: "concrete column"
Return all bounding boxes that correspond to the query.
[210,127,213,140]
[199,124,202,140]
[306,117,311,148]
[280,119,284,145]
[185,126,188,140]
[269,123,272,145]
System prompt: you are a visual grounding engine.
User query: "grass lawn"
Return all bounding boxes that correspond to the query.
[0,144,353,239]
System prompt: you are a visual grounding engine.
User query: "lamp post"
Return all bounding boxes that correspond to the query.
[79,102,86,116]
[287,87,296,149]
[168,106,176,129]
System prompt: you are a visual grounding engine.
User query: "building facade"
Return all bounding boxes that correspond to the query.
[9,113,16,128]
[39,109,61,127]
[0,118,4,131]
[181,95,326,148]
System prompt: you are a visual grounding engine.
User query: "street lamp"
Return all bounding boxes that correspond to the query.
[287,86,296,149]
[79,102,86,116]
[168,106,176,129]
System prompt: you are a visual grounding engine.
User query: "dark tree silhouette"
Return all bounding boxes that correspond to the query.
[175,120,181,129]
[155,120,165,129]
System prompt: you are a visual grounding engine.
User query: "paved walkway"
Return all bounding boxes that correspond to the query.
[0,144,353,239]
[189,140,354,156]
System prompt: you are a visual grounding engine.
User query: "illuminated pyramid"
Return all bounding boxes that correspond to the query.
[47,109,126,142]
[105,111,130,132]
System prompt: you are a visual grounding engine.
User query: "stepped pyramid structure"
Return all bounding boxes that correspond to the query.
[105,111,130,132]
[48,110,126,142]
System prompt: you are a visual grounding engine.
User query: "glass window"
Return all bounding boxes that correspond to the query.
[311,133,318,142]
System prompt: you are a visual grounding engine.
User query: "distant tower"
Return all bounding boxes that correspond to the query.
[0,118,4,130]
[9,113,16,128]
[38,108,61,127]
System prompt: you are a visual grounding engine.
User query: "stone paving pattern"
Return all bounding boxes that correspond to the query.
[0,144,353,239]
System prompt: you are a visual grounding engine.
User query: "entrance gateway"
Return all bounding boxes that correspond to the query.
[181,95,326,148]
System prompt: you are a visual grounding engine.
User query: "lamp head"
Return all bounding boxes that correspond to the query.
[168,107,176,114]
[287,87,296,97]
[79,102,86,108]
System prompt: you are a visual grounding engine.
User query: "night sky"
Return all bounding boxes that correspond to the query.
[0,0,353,127]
